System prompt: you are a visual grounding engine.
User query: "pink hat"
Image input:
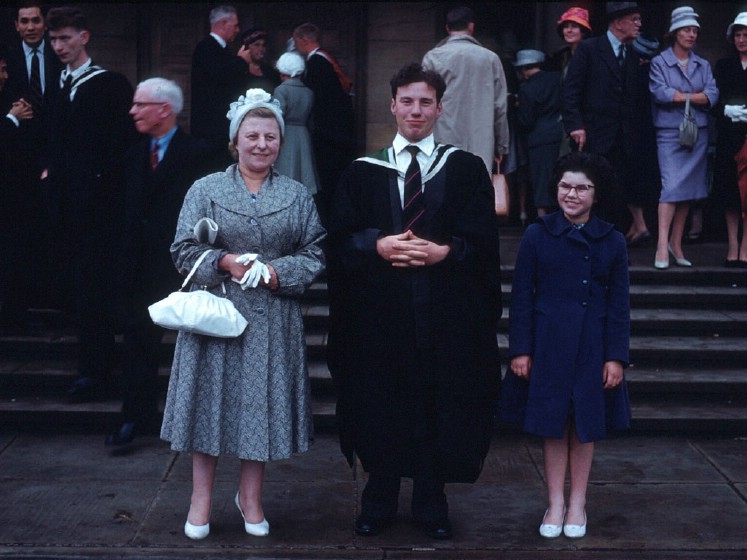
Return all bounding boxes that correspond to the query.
[557,7,592,33]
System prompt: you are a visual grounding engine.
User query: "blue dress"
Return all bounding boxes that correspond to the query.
[499,211,631,442]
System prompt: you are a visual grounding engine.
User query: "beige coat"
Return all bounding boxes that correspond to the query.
[423,34,509,173]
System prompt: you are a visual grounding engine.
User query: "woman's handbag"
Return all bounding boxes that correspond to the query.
[679,94,698,149]
[148,250,248,338]
[492,172,510,217]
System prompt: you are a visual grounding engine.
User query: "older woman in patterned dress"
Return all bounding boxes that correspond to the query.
[160,89,325,540]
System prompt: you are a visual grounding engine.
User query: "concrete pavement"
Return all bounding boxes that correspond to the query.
[1,430,746,559]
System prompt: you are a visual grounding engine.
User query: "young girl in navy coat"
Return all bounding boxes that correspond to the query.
[500,152,631,538]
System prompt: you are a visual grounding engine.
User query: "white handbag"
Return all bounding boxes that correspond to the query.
[148,250,248,338]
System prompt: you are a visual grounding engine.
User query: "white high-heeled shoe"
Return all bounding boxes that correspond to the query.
[184,519,210,540]
[563,510,587,538]
[234,492,270,536]
[538,508,564,538]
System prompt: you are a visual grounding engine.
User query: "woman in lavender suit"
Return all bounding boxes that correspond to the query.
[649,6,718,269]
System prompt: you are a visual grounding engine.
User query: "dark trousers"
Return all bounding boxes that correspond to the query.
[361,473,448,524]
[120,314,163,423]
[360,346,449,524]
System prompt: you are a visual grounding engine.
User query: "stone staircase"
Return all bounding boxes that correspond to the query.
[1,230,746,434]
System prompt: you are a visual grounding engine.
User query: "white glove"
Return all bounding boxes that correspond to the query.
[231,253,271,289]
[736,107,747,123]
[724,104,747,121]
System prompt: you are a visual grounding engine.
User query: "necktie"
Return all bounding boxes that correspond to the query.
[617,44,625,66]
[402,145,424,234]
[61,73,73,100]
[150,140,160,169]
[29,48,43,110]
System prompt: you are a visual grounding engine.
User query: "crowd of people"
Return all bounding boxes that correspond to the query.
[510,2,747,269]
[0,0,745,545]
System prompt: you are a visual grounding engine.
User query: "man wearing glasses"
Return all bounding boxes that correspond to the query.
[562,2,651,244]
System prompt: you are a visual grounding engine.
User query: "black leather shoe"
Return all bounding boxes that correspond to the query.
[105,421,136,446]
[417,519,453,540]
[354,514,393,536]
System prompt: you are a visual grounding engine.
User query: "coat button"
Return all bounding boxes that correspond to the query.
[254,308,265,315]
[584,255,590,261]
[581,301,588,307]
[582,279,589,285]
[250,218,258,225]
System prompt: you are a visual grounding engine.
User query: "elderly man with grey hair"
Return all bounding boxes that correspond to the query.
[190,5,251,166]
[106,77,212,447]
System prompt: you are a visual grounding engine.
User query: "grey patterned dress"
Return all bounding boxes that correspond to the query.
[160,166,326,461]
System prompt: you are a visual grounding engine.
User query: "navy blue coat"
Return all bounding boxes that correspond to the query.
[500,211,631,442]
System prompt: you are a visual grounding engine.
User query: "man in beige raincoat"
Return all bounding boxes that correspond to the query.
[422,5,509,174]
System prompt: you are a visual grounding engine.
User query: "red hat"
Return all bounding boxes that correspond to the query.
[557,7,592,34]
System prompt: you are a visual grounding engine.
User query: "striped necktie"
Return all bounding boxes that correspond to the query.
[150,140,160,169]
[402,145,424,234]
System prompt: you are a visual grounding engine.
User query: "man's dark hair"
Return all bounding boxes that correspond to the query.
[16,1,45,19]
[549,151,613,203]
[446,6,474,31]
[46,6,87,32]
[390,62,446,103]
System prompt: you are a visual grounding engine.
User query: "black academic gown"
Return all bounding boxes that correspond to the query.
[327,146,502,483]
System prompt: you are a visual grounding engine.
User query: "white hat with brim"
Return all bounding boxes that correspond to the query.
[669,6,699,33]
[513,49,545,67]
[727,12,747,42]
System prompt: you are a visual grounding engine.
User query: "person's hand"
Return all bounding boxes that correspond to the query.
[569,129,586,152]
[232,252,271,289]
[603,360,624,389]
[724,104,744,120]
[237,44,252,64]
[376,231,429,267]
[494,155,503,171]
[510,355,532,379]
[734,107,747,123]
[9,98,33,121]
[404,231,451,266]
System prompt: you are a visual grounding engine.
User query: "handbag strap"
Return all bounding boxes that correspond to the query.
[180,250,213,290]
[685,93,691,115]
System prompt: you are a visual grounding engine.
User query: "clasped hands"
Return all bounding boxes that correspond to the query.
[376,230,450,267]
[510,355,623,389]
[222,253,272,289]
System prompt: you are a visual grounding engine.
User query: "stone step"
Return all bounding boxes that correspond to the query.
[3,386,746,435]
[309,281,747,310]
[630,396,747,434]
[301,304,747,336]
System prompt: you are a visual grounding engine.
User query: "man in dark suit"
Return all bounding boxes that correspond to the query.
[45,6,137,401]
[562,2,650,240]
[292,22,356,221]
[0,46,35,331]
[106,78,211,446]
[190,5,250,167]
[2,2,63,328]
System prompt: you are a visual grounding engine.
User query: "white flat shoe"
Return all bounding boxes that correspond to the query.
[538,508,564,538]
[184,519,210,540]
[668,245,692,267]
[235,492,269,536]
[563,510,587,538]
